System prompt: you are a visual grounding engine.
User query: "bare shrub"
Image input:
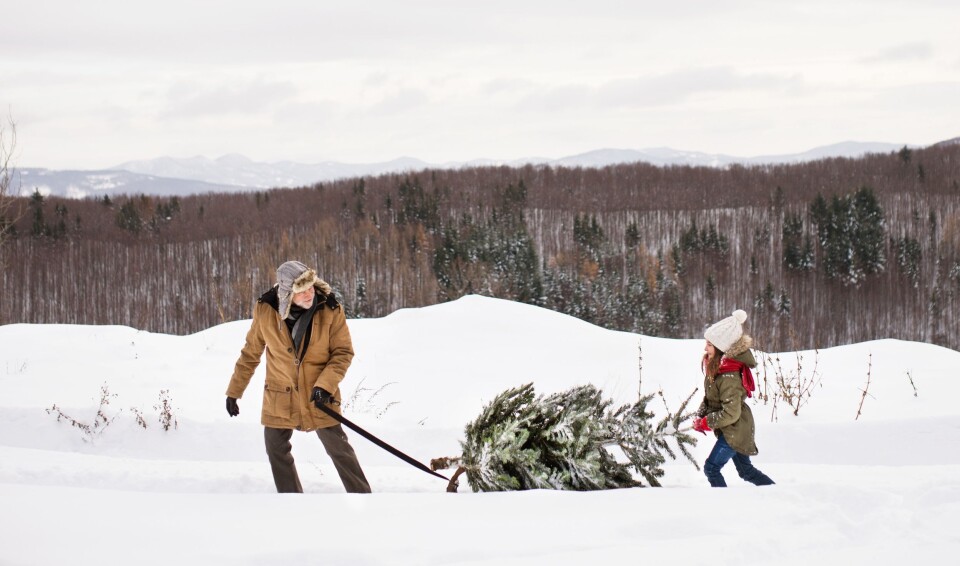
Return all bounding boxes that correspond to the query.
[757,347,822,420]
[130,406,149,429]
[46,383,121,442]
[906,370,919,397]
[342,377,398,419]
[154,389,179,431]
[855,352,874,420]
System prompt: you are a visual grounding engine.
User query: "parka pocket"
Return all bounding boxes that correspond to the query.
[263,382,292,419]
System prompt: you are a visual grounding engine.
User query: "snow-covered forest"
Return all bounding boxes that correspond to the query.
[3,143,960,350]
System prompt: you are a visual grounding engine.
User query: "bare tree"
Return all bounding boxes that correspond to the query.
[1,115,23,257]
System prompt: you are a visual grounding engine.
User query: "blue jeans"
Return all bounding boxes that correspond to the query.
[704,433,774,487]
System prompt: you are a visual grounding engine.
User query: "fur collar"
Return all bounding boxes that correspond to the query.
[258,283,340,312]
[724,334,753,357]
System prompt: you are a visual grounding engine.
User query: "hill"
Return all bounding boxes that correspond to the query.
[0,296,957,564]
[14,141,910,198]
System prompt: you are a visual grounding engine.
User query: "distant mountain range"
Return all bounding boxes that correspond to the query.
[13,141,919,199]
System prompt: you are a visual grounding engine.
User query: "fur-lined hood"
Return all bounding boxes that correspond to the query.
[259,281,339,314]
[724,333,754,358]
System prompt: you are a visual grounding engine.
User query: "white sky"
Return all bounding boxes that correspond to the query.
[2,0,958,169]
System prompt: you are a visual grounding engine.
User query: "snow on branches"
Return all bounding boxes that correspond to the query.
[433,383,699,491]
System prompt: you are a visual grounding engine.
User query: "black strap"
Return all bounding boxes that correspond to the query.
[315,403,450,482]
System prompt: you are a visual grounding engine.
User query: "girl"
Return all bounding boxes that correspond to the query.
[693,309,774,487]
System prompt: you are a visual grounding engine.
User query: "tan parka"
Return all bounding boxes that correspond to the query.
[226,284,353,431]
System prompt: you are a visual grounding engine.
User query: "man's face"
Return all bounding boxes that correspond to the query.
[292,286,315,309]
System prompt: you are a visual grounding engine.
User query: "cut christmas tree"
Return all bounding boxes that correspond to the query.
[432,383,699,492]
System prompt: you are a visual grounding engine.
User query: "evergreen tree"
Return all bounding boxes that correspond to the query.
[155,197,181,221]
[809,193,829,234]
[625,221,640,248]
[822,194,854,281]
[352,178,367,219]
[777,289,792,317]
[622,272,653,333]
[801,234,815,270]
[442,383,698,491]
[352,276,368,318]
[30,190,48,238]
[433,216,481,300]
[432,182,542,304]
[850,186,886,276]
[928,210,938,247]
[116,200,143,234]
[396,176,441,230]
[809,187,886,285]
[542,266,592,323]
[754,281,775,312]
[574,213,606,260]
[680,219,728,254]
[894,235,922,287]
[783,212,814,271]
[705,224,729,253]
[487,182,542,304]
[51,203,68,239]
[489,223,542,304]
[670,243,684,277]
[659,277,683,337]
[680,219,701,252]
[898,145,912,163]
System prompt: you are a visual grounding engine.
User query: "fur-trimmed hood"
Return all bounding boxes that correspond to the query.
[259,281,340,315]
[274,261,336,320]
[724,333,754,358]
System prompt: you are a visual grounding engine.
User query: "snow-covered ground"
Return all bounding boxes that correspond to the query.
[2,295,958,565]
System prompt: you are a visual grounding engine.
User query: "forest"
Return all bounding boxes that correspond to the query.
[2,142,959,352]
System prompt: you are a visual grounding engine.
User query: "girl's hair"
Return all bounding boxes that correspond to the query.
[702,347,726,382]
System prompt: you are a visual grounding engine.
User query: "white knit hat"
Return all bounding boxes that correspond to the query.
[704,309,748,353]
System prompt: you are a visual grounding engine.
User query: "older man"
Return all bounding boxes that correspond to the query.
[225,260,371,493]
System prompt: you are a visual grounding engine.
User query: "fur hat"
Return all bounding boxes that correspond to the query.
[704,309,751,355]
[276,260,330,319]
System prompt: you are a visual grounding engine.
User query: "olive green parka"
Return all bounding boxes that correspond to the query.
[697,337,759,456]
[226,283,352,431]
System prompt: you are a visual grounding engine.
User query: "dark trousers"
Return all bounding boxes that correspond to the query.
[703,433,775,487]
[264,425,372,493]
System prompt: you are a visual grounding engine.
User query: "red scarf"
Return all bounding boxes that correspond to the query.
[718,358,755,398]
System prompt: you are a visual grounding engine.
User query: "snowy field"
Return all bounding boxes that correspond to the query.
[1,295,958,565]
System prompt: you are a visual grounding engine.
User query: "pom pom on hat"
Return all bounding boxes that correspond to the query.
[704,309,748,353]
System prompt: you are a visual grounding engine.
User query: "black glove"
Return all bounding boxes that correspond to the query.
[226,396,240,417]
[312,387,334,409]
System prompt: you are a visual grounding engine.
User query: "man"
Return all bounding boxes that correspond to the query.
[225,260,371,493]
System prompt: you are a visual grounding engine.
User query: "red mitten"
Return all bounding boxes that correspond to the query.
[692,417,712,435]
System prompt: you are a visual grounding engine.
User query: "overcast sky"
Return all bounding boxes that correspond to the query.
[2,0,958,169]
